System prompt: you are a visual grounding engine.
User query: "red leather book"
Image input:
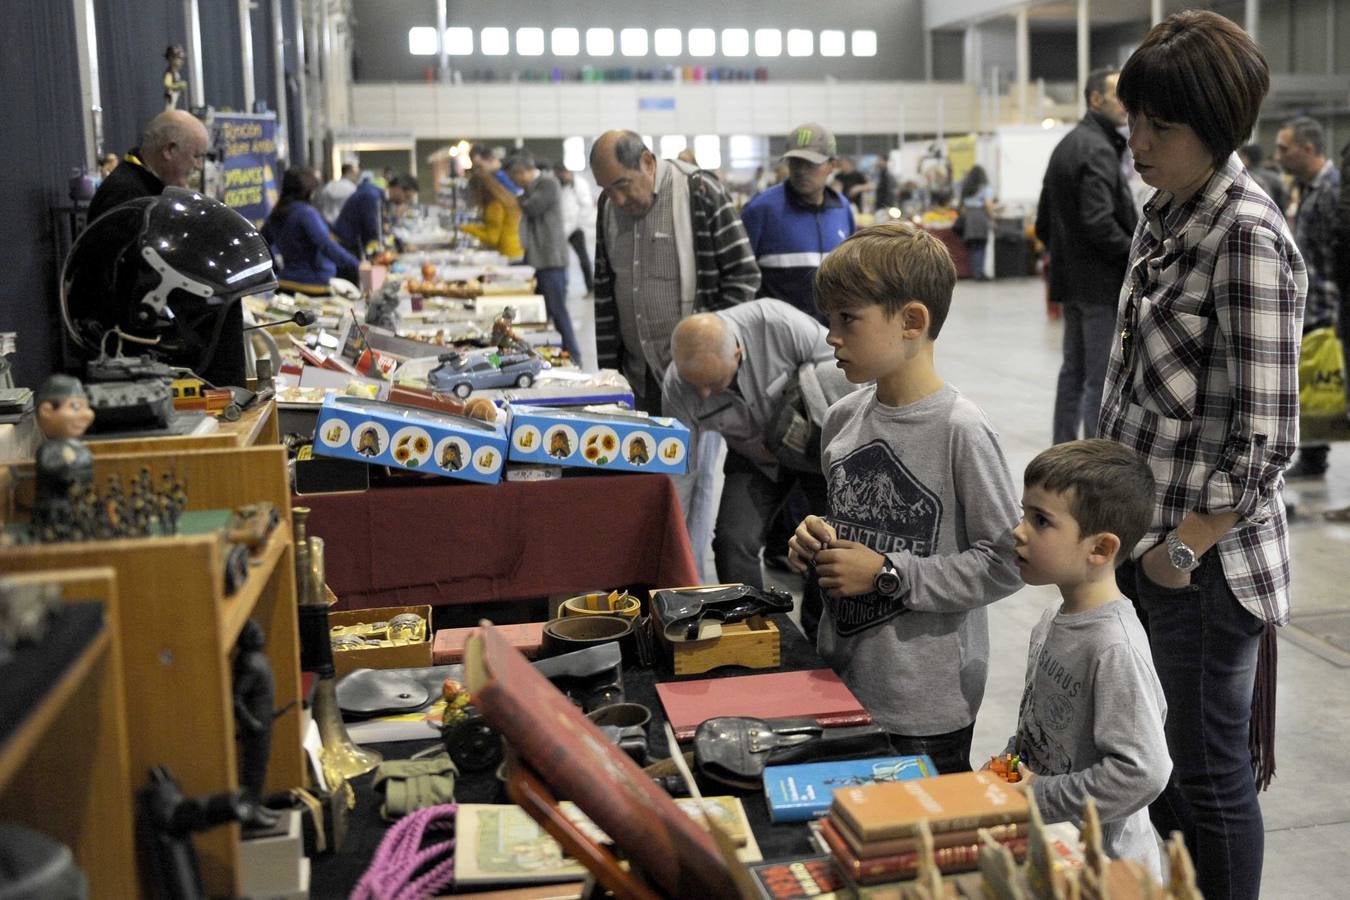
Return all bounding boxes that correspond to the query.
[433,622,544,664]
[817,815,1028,885]
[829,808,1026,859]
[465,622,738,898]
[656,668,871,742]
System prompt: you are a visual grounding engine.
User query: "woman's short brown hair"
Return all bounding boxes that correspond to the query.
[1117,10,1269,166]
[814,222,957,338]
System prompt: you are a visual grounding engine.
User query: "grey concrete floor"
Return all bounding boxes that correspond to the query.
[562,270,1350,898]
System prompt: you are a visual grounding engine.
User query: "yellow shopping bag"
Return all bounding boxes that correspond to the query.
[1299,327,1347,419]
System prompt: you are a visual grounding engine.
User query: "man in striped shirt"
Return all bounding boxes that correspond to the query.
[590,130,760,414]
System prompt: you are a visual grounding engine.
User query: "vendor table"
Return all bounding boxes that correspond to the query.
[300,473,699,611]
[309,613,823,896]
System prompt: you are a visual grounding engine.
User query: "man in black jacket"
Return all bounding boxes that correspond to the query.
[1036,68,1137,443]
[88,110,209,221]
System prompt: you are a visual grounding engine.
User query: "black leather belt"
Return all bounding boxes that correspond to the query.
[541,614,637,665]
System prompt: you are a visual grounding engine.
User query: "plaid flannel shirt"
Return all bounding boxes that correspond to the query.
[1099,154,1308,625]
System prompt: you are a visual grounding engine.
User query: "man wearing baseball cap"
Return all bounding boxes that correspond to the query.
[740,122,856,323]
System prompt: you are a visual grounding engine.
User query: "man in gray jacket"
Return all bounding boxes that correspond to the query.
[509,152,582,364]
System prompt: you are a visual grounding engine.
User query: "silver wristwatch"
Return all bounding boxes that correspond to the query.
[1164,530,1201,573]
[873,560,903,598]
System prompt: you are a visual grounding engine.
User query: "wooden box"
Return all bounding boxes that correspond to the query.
[329,604,432,678]
[652,583,782,676]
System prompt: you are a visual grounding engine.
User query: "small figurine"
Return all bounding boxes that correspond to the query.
[365,282,402,330]
[33,375,95,538]
[163,44,188,111]
[490,306,529,353]
[232,619,281,831]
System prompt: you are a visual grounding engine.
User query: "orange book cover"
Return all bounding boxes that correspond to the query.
[655,669,871,742]
[829,770,1029,841]
[465,622,738,898]
[433,622,544,664]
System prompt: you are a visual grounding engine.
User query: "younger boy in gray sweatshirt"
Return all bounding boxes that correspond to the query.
[788,223,1022,774]
[1003,439,1171,877]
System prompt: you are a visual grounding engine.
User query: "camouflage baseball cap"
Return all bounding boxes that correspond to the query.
[783,123,837,164]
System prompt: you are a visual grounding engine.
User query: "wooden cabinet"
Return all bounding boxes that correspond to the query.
[0,444,302,897]
[0,568,137,899]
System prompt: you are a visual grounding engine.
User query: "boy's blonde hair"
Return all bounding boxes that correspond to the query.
[1024,439,1157,566]
[813,221,958,338]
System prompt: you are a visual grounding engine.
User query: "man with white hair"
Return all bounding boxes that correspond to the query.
[88,109,210,220]
[662,298,847,636]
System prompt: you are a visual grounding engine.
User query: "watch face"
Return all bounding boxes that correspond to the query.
[875,569,902,597]
[1169,544,1195,570]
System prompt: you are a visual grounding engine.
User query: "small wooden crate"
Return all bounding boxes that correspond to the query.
[668,615,780,676]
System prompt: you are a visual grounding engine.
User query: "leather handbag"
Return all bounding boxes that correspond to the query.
[694,716,894,790]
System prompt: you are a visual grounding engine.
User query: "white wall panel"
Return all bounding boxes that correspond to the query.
[350,82,982,139]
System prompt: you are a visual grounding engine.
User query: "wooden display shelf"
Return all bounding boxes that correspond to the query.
[86,398,279,455]
[0,444,300,898]
[0,568,137,899]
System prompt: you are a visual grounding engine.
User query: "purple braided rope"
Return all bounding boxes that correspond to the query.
[350,803,458,900]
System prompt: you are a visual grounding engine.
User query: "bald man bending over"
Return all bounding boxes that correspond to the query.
[88,109,210,220]
[663,298,849,635]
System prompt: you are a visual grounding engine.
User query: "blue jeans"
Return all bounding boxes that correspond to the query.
[964,238,987,279]
[1052,302,1117,443]
[1119,553,1265,900]
[534,267,581,365]
[887,721,975,775]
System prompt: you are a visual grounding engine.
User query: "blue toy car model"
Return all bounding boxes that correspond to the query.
[428,348,551,397]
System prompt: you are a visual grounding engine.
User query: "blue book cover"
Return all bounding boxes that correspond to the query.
[763,755,936,823]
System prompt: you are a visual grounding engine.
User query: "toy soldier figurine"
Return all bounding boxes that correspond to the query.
[164,45,188,111]
[233,619,281,831]
[33,375,95,538]
[491,306,529,353]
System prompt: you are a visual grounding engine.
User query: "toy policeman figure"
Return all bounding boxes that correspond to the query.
[33,375,95,532]
[164,45,188,111]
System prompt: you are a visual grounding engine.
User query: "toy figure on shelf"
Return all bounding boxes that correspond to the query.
[491,306,530,354]
[163,44,188,111]
[232,618,281,831]
[365,281,401,330]
[33,375,95,541]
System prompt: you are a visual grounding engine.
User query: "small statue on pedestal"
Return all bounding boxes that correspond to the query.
[164,44,188,112]
[33,375,95,541]
[232,618,281,831]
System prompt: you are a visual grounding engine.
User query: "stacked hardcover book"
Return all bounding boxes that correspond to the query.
[816,770,1031,886]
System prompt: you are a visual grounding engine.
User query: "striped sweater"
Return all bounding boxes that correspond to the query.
[593,165,760,370]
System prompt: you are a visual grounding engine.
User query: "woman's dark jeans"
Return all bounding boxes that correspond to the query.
[1119,553,1265,900]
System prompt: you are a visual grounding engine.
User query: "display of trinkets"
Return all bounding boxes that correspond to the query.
[13,465,189,545]
[329,613,428,653]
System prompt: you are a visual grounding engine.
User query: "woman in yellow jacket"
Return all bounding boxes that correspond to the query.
[461,165,523,260]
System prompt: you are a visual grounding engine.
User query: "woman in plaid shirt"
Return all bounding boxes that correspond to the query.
[1100,12,1307,900]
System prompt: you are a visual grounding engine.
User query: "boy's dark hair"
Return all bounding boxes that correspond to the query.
[1024,439,1156,565]
[813,221,957,337]
[1117,10,1268,167]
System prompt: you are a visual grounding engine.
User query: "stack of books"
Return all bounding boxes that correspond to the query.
[815,770,1031,886]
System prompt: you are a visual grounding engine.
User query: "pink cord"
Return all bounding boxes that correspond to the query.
[350,803,458,900]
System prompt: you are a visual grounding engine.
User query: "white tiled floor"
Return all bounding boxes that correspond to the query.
[565,272,1350,898]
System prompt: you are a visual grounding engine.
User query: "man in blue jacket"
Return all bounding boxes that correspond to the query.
[334,173,418,259]
[740,123,855,323]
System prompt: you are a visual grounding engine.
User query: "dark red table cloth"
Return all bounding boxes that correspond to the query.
[298,473,698,611]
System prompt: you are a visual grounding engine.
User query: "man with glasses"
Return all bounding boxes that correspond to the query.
[88,109,210,221]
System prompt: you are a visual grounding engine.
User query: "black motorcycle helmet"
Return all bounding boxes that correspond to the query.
[61,187,277,386]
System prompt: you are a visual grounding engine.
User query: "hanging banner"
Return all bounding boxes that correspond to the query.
[947,134,977,185]
[213,112,279,225]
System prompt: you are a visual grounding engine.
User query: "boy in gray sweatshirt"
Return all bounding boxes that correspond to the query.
[788,222,1022,774]
[1001,439,1171,878]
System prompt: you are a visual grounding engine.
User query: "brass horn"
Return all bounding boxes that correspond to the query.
[292,507,381,779]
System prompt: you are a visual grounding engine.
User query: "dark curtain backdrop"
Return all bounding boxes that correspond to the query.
[0,1,88,387]
[199,1,245,111]
[94,1,186,156]
[251,0,278,117]
[283,0,309,167]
